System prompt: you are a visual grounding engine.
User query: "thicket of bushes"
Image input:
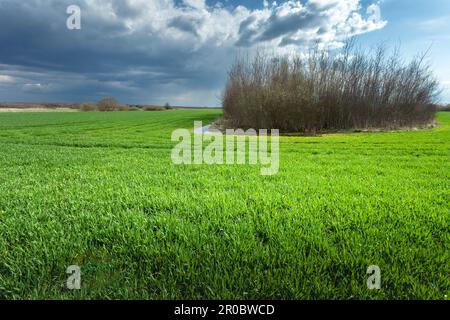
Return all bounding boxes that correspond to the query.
[223,44,440,132]
[438,104,450,112]
[79,98,173,112]
[143,104,173,111]
[79,98,126,112]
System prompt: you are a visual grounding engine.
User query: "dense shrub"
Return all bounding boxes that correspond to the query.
[223,44,440,132]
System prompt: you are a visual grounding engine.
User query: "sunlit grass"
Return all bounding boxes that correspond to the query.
[0,110,448,299]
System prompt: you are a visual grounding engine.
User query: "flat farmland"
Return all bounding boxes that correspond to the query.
[0,110,448,299]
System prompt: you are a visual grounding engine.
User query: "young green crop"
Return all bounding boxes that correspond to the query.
[0,110,448,299]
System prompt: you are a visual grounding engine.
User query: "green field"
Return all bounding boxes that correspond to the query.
[0,110,448,299]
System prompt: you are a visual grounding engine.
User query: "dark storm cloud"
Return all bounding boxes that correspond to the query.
[0,0,232,105]
[0,0,386,105]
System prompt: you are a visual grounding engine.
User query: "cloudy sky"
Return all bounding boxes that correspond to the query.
[0,0,449,106]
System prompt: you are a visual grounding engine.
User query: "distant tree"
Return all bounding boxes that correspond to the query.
[97,97,120,111]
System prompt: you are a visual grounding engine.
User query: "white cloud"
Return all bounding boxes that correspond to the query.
[0,75,14,83]
[24,83,49,89]
[83,0,386,51]
[235,0,387,49]
[417,16,450,31]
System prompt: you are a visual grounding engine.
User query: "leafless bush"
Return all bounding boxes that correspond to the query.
[143,106,166,111]
[223,44,440,132]
[117,105,131,111]
[128,106,141,111]
[97,97,121,111]
[79,102,97,111]
[437,104,450,112]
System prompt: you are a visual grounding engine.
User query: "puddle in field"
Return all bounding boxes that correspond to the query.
[193,125,213,134]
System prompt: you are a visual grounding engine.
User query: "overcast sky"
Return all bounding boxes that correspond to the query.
[0,0,449,106]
